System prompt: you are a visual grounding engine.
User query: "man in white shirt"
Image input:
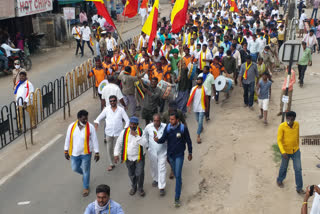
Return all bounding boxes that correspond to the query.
[98,16,106,28]
[196,44,212,72]
[230,44,241,84]
[64,110,100,197]
[14,71,36,130]
[101,76,126,108]
[80,22,94,57]
[105,32,117,53]
[137,32,149,52]
[248,34,260,62]
[142,114,167,196]
[198,66,215,121]
[186,76,209,144]
[1,42,20,57]
[72,24,82,55]
[94,95,129,171]
[257,32,266,53]
[114,116,146,197]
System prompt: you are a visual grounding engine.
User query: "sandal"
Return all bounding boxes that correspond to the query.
[107,165,115,171]
[139,189,146,197]
[82,189,89,197]
[197,136,202,144]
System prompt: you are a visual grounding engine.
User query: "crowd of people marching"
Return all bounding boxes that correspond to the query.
[10,0,310,213]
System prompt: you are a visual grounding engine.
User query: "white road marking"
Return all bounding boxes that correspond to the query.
[0,134,63,187]
[17,201,31,205]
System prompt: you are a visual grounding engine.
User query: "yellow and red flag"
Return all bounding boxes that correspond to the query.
[123,0,139,18]
[87,0,116,28]
[230,0,239,12]
[142,0,159,53]
[171,0,188,33]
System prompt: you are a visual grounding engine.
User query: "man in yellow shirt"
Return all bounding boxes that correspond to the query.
[276,111,304,194]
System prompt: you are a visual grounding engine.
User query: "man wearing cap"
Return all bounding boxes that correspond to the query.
[12,60,26,89]
[114,116,147,197]
[239,55,259,109]
[99,31,107,60]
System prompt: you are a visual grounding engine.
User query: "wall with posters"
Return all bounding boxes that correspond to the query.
[0,0,15,20]
[17,0,53,17]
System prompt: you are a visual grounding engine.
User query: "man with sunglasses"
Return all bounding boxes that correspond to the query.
[94,95,129,171]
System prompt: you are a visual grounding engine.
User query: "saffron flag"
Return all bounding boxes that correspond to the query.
[141,0,159,53]
[171,0,188,33]
[87,0,116,28]
[123,0,139,18]
[230,0,239,12]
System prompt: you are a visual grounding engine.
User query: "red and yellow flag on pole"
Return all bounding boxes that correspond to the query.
[141,0,159,53]
[171,0,188,33]
[230,0,239,12]
[123,0,139,18]
[87,0,116,28]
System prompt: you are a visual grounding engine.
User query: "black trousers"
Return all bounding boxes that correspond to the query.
[81,40,94,56]
[205,95,211,119]
[75,39,82,55]
[298,64,307,84]
[125,155,145,191]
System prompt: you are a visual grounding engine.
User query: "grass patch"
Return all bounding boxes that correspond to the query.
[272,144,282,163]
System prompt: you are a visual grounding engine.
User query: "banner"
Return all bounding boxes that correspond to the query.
[17,0,53,17]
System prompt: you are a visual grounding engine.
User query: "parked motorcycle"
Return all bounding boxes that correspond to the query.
[0,50,32,74]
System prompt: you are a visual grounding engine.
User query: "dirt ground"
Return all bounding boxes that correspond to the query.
[180,70,307,214]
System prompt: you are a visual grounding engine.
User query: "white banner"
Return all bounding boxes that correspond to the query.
[63,7,75,20]
[16,0,53,17]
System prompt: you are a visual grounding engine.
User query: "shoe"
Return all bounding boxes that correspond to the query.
[300,83,303,88]
[206,117,210,121]
[169,170,174,179]
[104,139,107,144]
[277,181,284,188]
[138,189,146,197]
[107,165,115,171]
[277,112,282,116]
[316,164,320,168]
[82,188,89,197]
[263,120,268,126]
[152,181,158,187]
[249,106,254,111]
[129,188,137,196]
[297,189,306,195]
[258,115,263,119]
[160,189,165,196]
[174,199,181,207]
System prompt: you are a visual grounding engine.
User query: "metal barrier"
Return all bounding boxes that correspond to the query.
[0,37,133,150]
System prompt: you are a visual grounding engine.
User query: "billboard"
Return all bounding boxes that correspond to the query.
[17,0,53,17]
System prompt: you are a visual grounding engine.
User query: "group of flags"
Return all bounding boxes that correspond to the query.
[88,0,239,52]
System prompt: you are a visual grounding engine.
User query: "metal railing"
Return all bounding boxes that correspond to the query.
[0,37,134,150]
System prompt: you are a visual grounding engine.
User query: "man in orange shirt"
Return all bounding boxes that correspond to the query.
[210,56,224,103]
[139,54,156,81]
[102,55,115,76]
[160,56,172,83]
[88,57,106,108]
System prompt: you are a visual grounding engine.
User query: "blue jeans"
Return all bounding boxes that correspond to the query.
[242,81,255,107]
[71,154,92,189]
[311,8,318,19]
[277,149,303,191]
[168,155,184,200]
[250,53,258,62]
[195,112,205,135]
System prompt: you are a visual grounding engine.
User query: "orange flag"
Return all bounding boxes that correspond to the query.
[230,0,239,12]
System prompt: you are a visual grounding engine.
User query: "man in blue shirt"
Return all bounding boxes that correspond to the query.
[154,112,192,207]
[84,184,124,214]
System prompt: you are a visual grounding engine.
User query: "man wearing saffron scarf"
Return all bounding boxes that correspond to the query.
[114,116,146,197]
[64,110,100,197]
[187,76,209,144]
[84,184,124,214]
[14,71,35,131]
[238,55,259,109]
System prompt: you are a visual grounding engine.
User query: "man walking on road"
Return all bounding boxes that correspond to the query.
[154,113,193,207]
[12,60,26,89]
[72,23,82,56]
[142,77,161,125]
[297,41,312,87]
[80,22,94,57]
[239,55,259,109]
[114,116,146,197]
[94,95,129,171]
[64,110,100,197]
[187,76,208,144]
[142,114,167,196]
[276,111,305,194]
[84,184,124,214]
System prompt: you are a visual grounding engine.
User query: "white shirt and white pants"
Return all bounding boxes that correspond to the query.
[94,105,129,166]
[80,26,94,56]
[64,122,99,189]
[142,123,167,189]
